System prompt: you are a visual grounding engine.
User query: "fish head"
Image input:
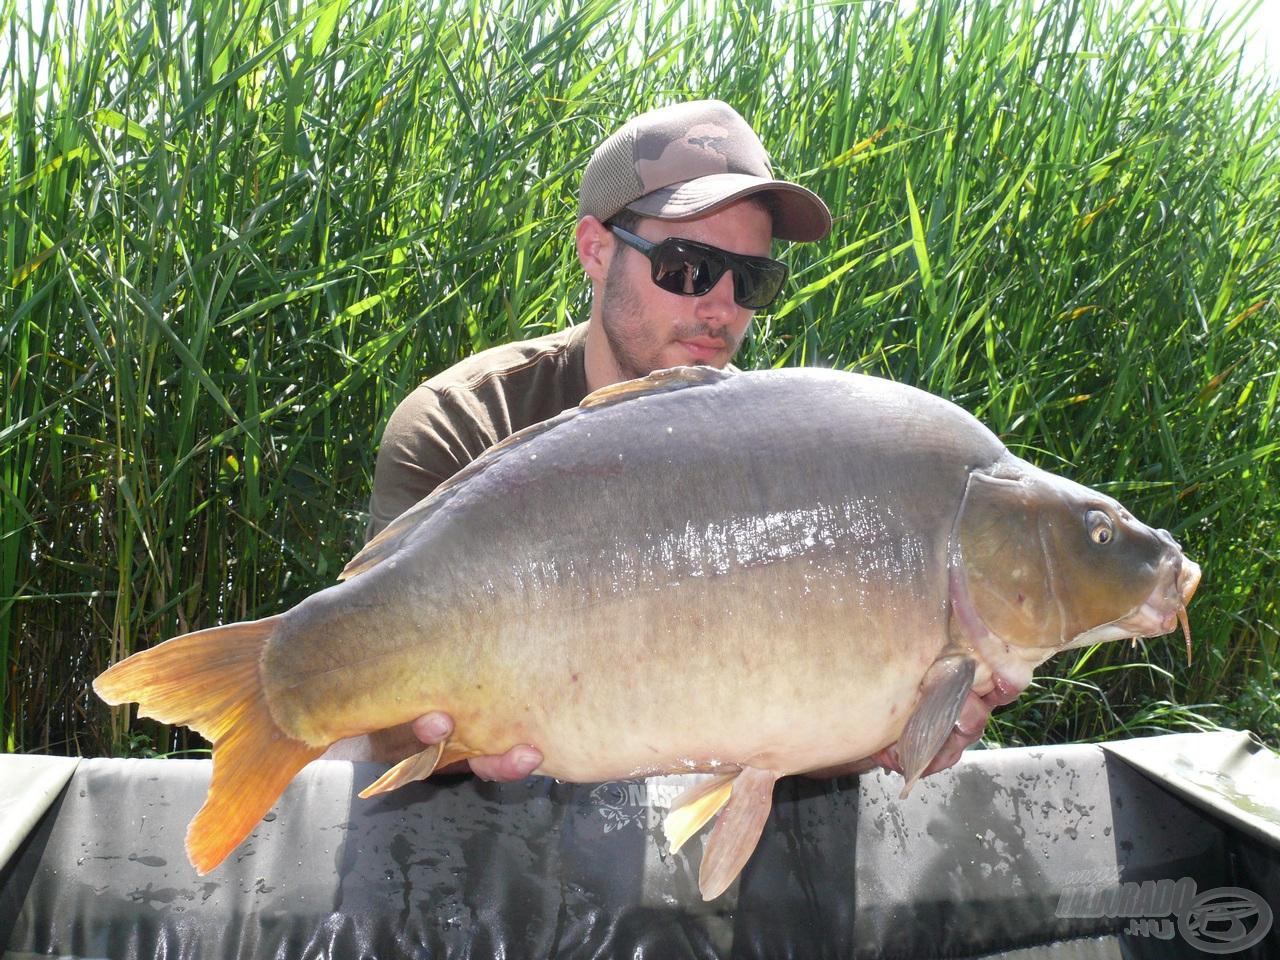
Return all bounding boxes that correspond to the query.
[956,463,1201,662]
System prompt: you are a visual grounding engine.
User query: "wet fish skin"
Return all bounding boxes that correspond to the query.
[94,365,1199,897]
[268,367,999,776]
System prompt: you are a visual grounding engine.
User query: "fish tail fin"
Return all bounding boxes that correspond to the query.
[93,616,325,874]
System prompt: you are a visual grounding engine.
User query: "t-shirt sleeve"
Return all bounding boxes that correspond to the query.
[365,385,494,542]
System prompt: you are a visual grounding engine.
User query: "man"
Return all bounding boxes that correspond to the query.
[326,100,1008,780]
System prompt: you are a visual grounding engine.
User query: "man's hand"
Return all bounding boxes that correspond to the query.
[807,685,1007,780]
[410,712,543,782]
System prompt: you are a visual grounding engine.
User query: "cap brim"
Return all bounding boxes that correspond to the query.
[626,173,832,242]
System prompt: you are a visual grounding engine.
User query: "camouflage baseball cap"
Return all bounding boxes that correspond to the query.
[580,100,831,242]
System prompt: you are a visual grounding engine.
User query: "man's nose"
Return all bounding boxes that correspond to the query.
[695,269,739,317]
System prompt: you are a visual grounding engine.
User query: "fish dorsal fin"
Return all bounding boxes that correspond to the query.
[339,405,581,581]
[579,365,732,410]
[342,366,732,581]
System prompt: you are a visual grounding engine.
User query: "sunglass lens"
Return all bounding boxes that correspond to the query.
[648,238,786,309]
[653,243,718,297]
[734,261,787,309]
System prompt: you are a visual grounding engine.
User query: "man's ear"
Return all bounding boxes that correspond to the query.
[576,216,614,283]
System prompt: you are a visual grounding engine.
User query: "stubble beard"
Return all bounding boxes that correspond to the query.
[600,258,744,381]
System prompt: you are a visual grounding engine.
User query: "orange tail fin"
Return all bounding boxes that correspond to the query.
[93,617,325,874]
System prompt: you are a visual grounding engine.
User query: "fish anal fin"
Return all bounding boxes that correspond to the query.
[697,766,779,901]
[664,773,736,855]
[359,743,445,798]
[579,365,731,410]
[357,736,485,799]
[436,739,483,771]
[897,654,976,798]
[93,617,326,875]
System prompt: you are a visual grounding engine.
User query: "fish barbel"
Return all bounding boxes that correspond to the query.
[95,366,1201,899]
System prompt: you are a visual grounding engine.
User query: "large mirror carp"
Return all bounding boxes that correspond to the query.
[96,365,1200,900]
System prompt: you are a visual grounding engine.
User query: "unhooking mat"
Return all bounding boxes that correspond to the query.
[1,730,1277,958]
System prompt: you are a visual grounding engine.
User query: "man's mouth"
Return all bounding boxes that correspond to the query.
[678,338,725,363]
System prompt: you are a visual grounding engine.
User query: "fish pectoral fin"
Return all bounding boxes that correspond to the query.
[896,654,977,799]
[664,773,737,855]
[357,739,484,799]
[696,767,779,901]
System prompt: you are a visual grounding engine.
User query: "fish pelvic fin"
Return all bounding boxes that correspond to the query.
[896,654,976,798]
[93,617,324,875]
[697,767,779,901]
[664,773,736,855]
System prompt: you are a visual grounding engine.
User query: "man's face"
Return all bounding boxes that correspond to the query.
[599,199,774,379]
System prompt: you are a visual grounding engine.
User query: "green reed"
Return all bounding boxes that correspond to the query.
[2,0,1277,757]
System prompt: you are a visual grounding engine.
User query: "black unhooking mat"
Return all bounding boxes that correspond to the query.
[1,731,1277,959]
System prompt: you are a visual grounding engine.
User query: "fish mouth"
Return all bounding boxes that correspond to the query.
[1127,557,1199,634]
[1067,555,1201,663]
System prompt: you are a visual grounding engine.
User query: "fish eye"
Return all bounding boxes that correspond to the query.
[1086,510,1114,545]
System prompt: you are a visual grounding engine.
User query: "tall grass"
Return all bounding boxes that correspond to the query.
[2,0,1277,758]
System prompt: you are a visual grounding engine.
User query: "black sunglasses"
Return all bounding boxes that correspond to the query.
[607,224,788,310]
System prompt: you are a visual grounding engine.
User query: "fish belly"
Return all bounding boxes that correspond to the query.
[263,369,1000,772]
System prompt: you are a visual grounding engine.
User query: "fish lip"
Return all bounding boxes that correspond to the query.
[1129,554,1199,637]
[1178,558,1201,605]
[1069,553,1199,647]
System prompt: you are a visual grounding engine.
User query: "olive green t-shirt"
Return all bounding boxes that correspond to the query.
[366,323,591,540]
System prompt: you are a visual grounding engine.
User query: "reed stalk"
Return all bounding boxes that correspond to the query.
[2,0,1276,756]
